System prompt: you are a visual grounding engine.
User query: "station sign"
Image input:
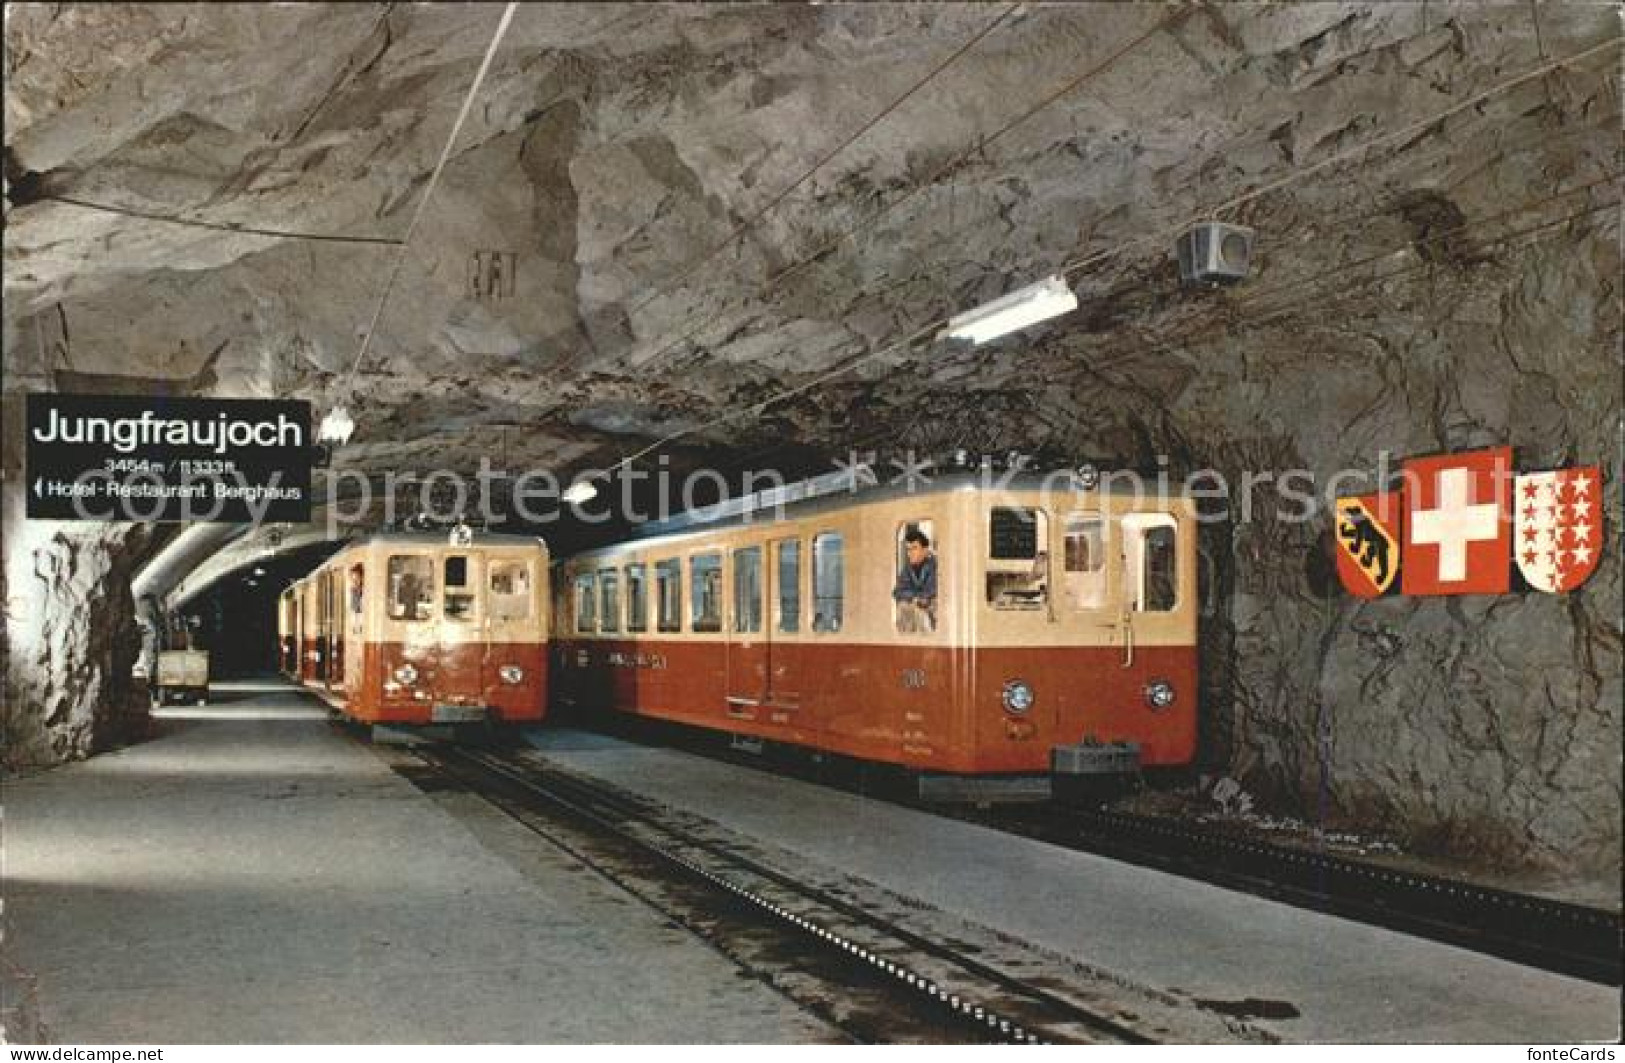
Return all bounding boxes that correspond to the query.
[25,394,313,523]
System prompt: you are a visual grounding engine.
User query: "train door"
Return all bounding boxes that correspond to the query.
[764,537,803,717]
[724,544,766,721]
[438,552,484,710]
[327,568,344,690]
[315,569,331,683]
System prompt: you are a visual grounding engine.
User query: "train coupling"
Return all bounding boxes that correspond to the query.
[1051,741,1141,776]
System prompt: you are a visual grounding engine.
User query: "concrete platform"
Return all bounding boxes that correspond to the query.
[523,726,1622,1044]
[2,680,838,1044]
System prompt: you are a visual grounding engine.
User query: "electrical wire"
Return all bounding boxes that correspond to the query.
[610,4,1193,376]
[339,1,518,391]
[37,193,405,245]
[620,2,1023,326]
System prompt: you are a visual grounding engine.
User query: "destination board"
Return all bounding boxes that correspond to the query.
[26,394,313,522]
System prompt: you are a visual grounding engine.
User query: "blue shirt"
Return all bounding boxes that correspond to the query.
[893,555,937,602]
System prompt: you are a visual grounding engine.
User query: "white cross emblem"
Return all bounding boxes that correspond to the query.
[1410,467,1500,582]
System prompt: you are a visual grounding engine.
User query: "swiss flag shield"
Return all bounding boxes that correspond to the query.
[1515,467,1603,593]
[1401,447,1512,596]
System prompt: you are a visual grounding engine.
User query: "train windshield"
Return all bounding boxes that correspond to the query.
[985,507,1048,610]
[489,560,532,621]
[387,556,434,621]
[1062,514,1107,610]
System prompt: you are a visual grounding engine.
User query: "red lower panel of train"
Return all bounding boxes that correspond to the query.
[552,638,1195,774]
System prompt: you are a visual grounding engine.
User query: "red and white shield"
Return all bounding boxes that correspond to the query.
[1515,466,1603,593]
[1402,447,1513,597]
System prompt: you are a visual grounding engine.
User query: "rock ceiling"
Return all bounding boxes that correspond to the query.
[3,2,1618,483]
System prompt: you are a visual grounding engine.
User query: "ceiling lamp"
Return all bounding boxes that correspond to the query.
[562,479,599,505]
[317,405,355,447]
[938,274,1078,346]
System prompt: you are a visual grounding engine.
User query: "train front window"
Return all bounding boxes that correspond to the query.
[1062,514,1107,610]
[489,560,532,621]
[985,507,1048,610]
[599,569,620,633]
[625,563,648,632]
[1123,514,1178,612]
[655,559,682,632]
[812,532,844,633]
[733,547,762,634]
[775,539,800,633]
[444,555,475,621]
[349,564,365,615]
[574,573,596,633]
[387,556,434,621]
[691,554,722,633]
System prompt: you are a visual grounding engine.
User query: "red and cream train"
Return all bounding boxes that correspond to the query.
[280,476,1198,787]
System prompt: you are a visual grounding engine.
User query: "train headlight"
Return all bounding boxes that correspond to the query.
[498,665,524,685]
[1001,679,1035,715]
[1145,679,1176,710]
[393,663,419,685]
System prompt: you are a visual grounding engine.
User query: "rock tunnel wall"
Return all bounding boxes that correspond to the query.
[2,402,153,768]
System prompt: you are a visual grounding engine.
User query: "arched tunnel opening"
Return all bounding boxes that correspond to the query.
[1,2,1620,1045]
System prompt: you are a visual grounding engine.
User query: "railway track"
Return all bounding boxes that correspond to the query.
[582,716,1623,988]
[965,803,1623,987]
[403,743,1247,1045]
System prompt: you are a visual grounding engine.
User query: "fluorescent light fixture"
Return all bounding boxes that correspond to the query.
[317,405,355,446]
[938,274,1078,346]
[562,479,598,505]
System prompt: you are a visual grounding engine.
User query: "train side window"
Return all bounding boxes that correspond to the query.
[625,563,648,632]
[691,553,722,633]
[985,507,1048,610]
[489,560,532,621]
[893,520,938,634]
[733,546,763,634]
[655,559,682,632]
[599,568,620,633]
[775,539,800,633]
[1062,514,1107,610]
[1123,514,1178,612]
[348,564,365,615]
[574,572,596,634]
[444,555,475,621]
[812,532,844,633]
[387,556,434,621]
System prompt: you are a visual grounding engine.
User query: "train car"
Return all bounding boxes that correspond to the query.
[287,530,550,728]
[552,473,1198,796]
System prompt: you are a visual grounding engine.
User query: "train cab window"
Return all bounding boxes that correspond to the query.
[348,565,365,614]
[625,563,648,632]
[599,569,620,633]
[812,532,844,633]
[1123,514,1178,612]
[444,555,475,621]
[489,560,532,621]
[893,521,938,634]
[1062,514,1107,610]
[775,539,800,633]
[574,572,597,634]
[733,547,763,634]
[655,559,682,633]
[690,553,723,633]
[985,507,1049,610]
[387,556,434,621]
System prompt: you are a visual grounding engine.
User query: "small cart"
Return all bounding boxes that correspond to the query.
[154,648,210,706]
